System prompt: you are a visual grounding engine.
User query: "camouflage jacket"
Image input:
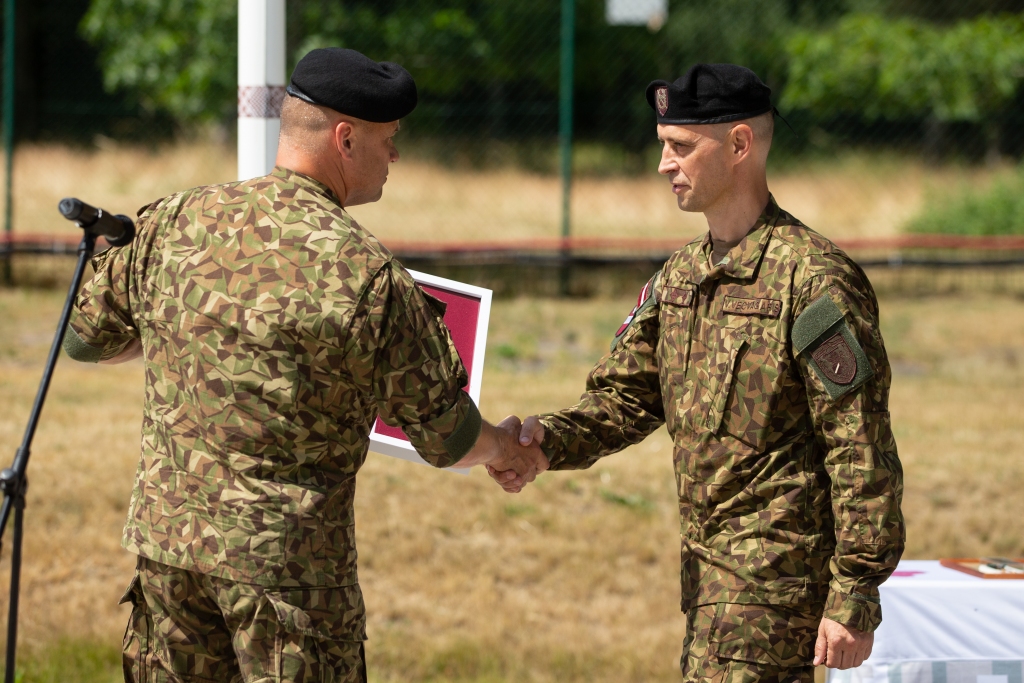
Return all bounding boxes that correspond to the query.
[539,196,904,632]
[65,168,481,616]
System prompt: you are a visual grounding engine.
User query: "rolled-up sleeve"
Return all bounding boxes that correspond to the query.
[347,262,480,468]
[64,244,139,363]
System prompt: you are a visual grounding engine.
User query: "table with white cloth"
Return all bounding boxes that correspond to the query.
[828,560,1024,683]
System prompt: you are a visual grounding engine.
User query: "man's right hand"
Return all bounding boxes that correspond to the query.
[813,617,873,669]
[454,415,548,487]
[486,415,546,493]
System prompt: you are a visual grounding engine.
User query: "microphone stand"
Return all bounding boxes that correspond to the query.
[0,198,131,682]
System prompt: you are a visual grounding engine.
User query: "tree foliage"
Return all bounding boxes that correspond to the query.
[80,0,237,124]
[908,168,1024,235]
[783,13,1024,123]
[79,0,1024,151]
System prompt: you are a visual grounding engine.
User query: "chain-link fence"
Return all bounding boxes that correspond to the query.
[5,0,1024,292]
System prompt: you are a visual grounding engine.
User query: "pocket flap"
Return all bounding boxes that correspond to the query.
[662,285,695,307]
[265,586,368,643]
[118,574,141,606]
[266,593,332,641]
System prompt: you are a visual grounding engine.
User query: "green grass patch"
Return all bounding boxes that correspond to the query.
[3,639,122,683]
[599,489,656,514]
[502,502,537,518]
[908,167,1024,236]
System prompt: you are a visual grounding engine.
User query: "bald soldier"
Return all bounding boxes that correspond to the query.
[62,48,547,683]
[490,64,905,681]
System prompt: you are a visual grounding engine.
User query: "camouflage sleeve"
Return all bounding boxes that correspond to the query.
[537,275,665,470]
[352,262,480,468]
[792,262,905,633]
[64,244,140,363]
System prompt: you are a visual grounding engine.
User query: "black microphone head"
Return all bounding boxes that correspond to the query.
[58,198,84,221]
[105,215,136,247]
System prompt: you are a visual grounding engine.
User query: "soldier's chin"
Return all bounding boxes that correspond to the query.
[677,194,703,213]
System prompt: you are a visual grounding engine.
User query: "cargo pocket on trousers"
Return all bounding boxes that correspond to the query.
[711,602,818,669]
[266,593,335,683]
[119,573,153,682]
[703,336,748,435]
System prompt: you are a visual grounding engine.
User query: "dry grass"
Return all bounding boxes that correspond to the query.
[0,288,1022,681]
[2,142,1014,245]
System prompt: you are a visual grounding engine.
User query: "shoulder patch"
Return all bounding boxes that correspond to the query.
[611,275,658,351]
[793,294,873,401]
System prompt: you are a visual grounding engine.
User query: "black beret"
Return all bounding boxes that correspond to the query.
[286,48,417,122]
[646,63,773,125]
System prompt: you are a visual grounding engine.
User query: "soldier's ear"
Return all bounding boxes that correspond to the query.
[729,124,754,162]
[333,120,357,159]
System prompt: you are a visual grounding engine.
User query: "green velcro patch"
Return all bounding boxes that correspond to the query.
[793,296,874,401]
[443,398,482,461]
[792,294,844,355]
[61,325,103,363]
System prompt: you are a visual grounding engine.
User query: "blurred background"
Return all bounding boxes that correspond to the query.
[0,1,1023,682]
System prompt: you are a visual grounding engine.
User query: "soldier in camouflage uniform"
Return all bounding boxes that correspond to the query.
[491,64,904,681]
[63,48,547,683]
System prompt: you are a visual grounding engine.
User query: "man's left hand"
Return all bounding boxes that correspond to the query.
[813,617,873,669]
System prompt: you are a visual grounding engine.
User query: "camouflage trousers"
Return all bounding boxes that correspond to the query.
[121,557,367,683]
[680,602,821,683]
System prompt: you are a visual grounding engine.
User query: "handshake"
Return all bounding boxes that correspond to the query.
[457,415,550,493]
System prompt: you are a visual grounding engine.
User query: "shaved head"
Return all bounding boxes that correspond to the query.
[744,111,774,165]
[705,111,774,166]
[279,96,348,155]
[275,95,402,207]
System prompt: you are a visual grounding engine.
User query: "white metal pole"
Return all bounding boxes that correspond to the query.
[237,0,286,180]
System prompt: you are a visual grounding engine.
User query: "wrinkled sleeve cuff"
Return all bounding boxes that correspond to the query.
[403,391,481,468]
[62,325,104,363]
[823,587,882,633]
[537,417,568,469]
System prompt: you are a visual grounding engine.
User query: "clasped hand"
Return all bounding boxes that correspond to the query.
[485,415,546,494]
[457,415,548,487]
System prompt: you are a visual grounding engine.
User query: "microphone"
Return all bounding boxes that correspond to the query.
[58,198,135,247]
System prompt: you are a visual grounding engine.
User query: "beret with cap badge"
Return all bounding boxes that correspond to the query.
[646,63,773,125]
[286,47,418,123]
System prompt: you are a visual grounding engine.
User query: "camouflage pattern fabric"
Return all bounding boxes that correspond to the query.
[539,195,905,632]
[680,602,818,682]
[122,557,366,682]
[65,166,480,595]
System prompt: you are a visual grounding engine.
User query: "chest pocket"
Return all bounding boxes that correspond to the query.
[657,284,696,434]
[701,333,749,435]
[657,284,696,367]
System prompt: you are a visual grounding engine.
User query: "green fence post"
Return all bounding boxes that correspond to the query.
[2,0,14,285]
[558,0,575,295]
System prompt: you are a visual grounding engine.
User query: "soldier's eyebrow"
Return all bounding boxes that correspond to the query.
[659,134,696,146]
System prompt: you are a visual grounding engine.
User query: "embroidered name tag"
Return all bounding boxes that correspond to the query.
[723,296,782,318]
[662,286,694,307]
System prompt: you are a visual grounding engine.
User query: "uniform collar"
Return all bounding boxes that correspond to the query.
[270,166,342,206]
[699,193,782,282]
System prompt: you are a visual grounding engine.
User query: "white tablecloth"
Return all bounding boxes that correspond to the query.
[830,560,1024,683]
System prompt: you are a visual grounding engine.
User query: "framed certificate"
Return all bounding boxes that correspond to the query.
[368,270,492,471]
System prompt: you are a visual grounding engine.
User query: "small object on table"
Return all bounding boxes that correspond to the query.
[940,557,1024,579]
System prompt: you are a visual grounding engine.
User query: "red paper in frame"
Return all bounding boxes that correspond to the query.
[368,270,492,470]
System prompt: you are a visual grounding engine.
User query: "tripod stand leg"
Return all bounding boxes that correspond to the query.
[0,235,95,683]
[4,498,22,683]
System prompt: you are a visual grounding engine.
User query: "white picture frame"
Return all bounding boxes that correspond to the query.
[368,269,492,473]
